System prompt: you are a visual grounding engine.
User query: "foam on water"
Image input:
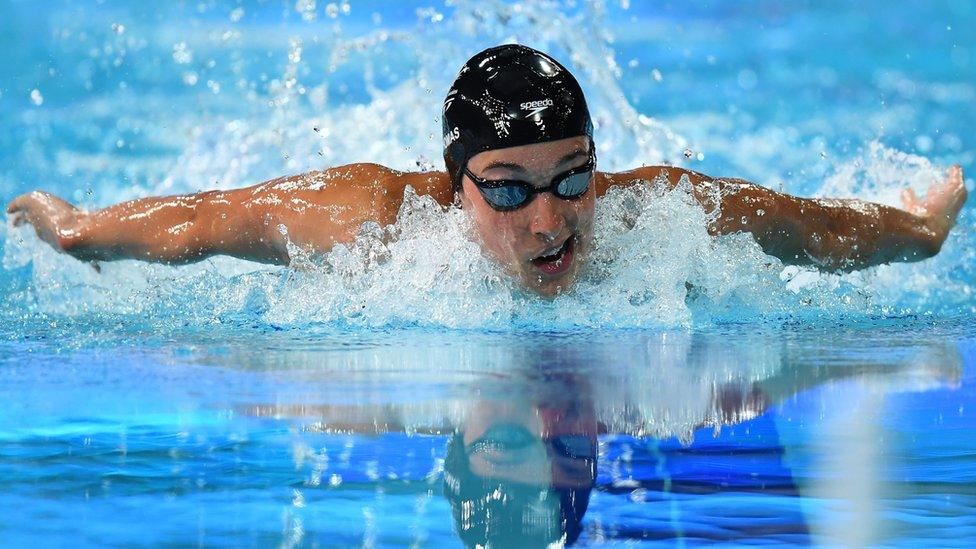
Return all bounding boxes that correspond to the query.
[2,0,974,330]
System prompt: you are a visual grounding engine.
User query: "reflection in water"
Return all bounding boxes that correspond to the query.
[227,330,962,546]
[444,373,597,546]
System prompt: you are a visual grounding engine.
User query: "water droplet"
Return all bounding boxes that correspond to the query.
[756,208,765,216]
[651,68,663,82]
[110,23,125,35]
[915,135,933,153]
[229,7,245,22]
[313,126,320,132]
[820,151,827,159]
[737,69,757,90]
[30,89,43,106]
[295,0,317,21]
[288,40,303,64]
[696,152,704,161]
[325,2,339,18]
[172,42,192,64]
[740,216,748,224]
[683,148,693,158]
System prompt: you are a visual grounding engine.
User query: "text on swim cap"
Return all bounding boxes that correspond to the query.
[520,98,553,119]
[520,99,554,110]
[443,127,460,147]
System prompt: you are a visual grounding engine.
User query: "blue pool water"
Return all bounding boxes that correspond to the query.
[2,0,975,545]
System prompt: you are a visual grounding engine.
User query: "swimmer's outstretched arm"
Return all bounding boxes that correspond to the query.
[641,165,967,271]
[7,188,288,264]
[5,164,445,265]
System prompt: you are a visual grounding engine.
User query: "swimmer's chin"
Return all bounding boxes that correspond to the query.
[517,244,587,298]
[516,266,579,299]
[535,280,575,299]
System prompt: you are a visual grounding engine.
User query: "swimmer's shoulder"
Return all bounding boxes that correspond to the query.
[365,164,454,207]
[238,164,453,238]
[595,165,714,196]
[256,163,453,206]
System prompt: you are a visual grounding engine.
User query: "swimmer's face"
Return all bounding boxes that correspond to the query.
[459,136,596,297]
[462,390,598,489]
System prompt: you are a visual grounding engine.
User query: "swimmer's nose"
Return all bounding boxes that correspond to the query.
[529,193,566,243]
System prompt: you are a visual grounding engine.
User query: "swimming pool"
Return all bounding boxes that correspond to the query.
[2,0,974,545]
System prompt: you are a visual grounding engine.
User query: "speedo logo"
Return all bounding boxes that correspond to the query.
[520,98,553,118]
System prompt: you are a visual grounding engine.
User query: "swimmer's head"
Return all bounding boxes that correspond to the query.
[443,45,596,296]
[441,358,597,546]
[443,431,592,547]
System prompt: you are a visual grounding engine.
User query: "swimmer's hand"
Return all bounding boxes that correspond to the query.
[6,191,83,253]
[900,165,968,247]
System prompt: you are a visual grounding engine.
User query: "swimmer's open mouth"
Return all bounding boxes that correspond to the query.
[530,236,575,276]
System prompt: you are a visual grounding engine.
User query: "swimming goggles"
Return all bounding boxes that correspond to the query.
[467,433,596,461]
[462,151,596,212]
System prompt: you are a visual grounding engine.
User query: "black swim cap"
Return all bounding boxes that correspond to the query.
[442,44,593,192]
[442,432,591,547]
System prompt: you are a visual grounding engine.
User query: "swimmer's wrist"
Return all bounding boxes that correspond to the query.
[54,212,92,257]
[919,214,950,258]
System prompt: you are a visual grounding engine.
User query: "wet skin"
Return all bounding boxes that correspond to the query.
[5,137,969,296]
[462,389,598,489]
[458,137,596,296]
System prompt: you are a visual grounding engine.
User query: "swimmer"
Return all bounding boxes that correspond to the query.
[6,45,968,297]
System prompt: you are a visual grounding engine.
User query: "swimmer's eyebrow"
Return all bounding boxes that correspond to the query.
[556,149,589,167]
[480,161,529,175]
[480,150,589,176]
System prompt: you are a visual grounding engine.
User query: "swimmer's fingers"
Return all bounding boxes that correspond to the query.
[945,164,966,203]
[6,194,35,227]
[924,165,959,198]
[6,195,22,214]
[7,194,29,218]
[925,165,967,226]
[900,187,925,216]
[6,192,48,220]
[8,210,27,227]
